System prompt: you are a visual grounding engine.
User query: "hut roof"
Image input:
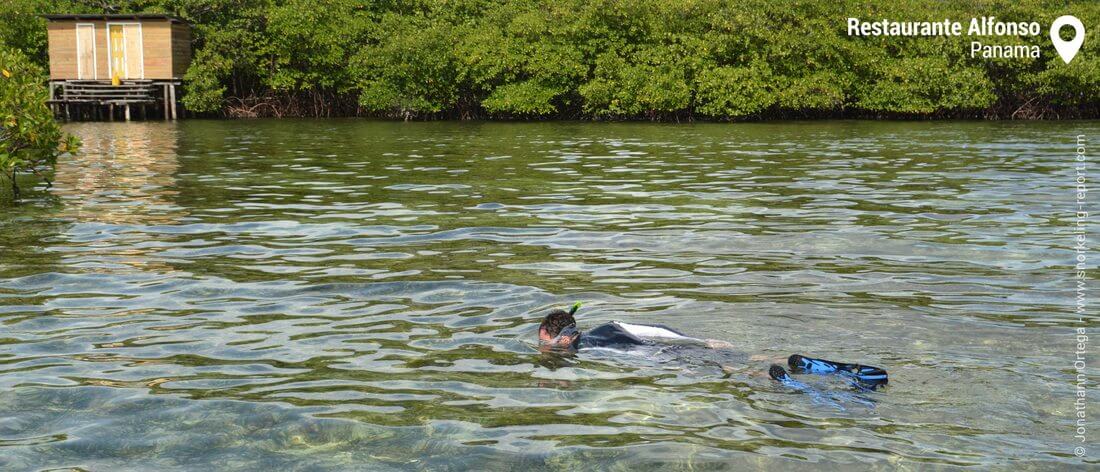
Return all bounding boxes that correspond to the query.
[43,14,188,25]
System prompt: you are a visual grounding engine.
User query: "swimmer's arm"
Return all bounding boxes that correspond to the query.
[703,339,735,350]
[669,336,733,350]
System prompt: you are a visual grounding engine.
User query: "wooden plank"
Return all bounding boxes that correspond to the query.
[124,24,144,79]
[169,83,177,120]
[62,88,156,93]
[63,97,156,100]
[62,91,155,95]
[63,84,154,88]
[61,91,156,96]
[62,90,154,93]
[60,97,157,101]
[94,21,108,79]
[63,94,157,97]
[142,21,173,79]
[61,83,155,88]
[60,98,157,102]
[76,24,96,79]
[61,93,156,97]
[59,80,159,103]
[63,87,155,91]
[63,86,154,90]
[61,80,153,85]
[48,22,78,80]
[61,82,154,86]
[63,88,155,91]
[61,92,156,96]
[59,99,157,103]
[171,23,192,78]
[50,99,155,103]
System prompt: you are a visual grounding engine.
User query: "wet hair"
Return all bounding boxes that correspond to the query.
[539,309,576,338]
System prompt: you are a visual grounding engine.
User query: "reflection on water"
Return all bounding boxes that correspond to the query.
[46,123,185,276]
[54,122,183,225]
[0,120,1097,470]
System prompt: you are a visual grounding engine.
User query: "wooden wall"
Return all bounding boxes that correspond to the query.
[171,24,192,79]
[142,21,171,79]
[47,21,80,79]
[48,19,191,80]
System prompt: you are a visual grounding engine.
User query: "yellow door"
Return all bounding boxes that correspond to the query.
[76,24,96,79]
[109,25,125,79]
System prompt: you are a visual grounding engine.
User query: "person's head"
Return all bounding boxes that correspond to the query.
[538,308,579,351]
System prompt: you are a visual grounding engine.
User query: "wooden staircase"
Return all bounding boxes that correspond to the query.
[53,80,158,104]
[48,79,181,121]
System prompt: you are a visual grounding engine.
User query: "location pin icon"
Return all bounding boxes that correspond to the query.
[1050,15,1085,64]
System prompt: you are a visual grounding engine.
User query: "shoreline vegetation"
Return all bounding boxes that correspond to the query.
[0,47,79,201]
[2,0,1098,121]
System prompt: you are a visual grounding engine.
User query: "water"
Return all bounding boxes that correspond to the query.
[1,120,1096,470]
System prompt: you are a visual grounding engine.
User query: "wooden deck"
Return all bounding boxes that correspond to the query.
[48,79,182,121]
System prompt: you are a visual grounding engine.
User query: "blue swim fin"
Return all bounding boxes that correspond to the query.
[768,364,855,410]
[788,354,888,390]
[770,364,810,390]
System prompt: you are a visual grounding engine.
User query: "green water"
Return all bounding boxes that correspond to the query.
[1,120,1097,470]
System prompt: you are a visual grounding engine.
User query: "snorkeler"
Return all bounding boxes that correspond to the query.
[537,302,730,350]
[537,303,889,391]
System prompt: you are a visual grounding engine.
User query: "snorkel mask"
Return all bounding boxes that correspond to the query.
[556,325,581,350]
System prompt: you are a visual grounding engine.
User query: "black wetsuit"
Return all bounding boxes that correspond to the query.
[577,322,700,349]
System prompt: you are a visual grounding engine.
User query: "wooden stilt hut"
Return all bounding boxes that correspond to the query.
[43,14,191,121]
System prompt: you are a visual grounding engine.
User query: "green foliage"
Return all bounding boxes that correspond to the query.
[482,80,563,115]
[353,14,462,115]
[695,63,776,118]
[0,46,79,199]
[580,52,693,117]
[857,57,996,114]
[0,0,57,68]
[1,0,1097,119]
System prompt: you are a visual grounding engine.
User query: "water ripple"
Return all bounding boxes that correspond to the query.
[1,121,1096,470]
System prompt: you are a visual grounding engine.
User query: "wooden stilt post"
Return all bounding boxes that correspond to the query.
[163,83,170,120]
[125,104,131,121]
[62,82,71,121]
[169,83,177,120]
[108,104,114,121]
